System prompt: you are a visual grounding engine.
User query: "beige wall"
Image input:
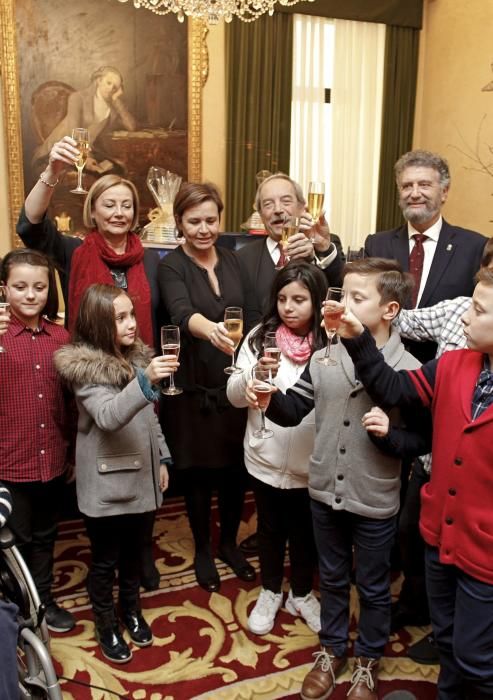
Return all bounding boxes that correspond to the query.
[202,24,227,203]
[414,0,493,236]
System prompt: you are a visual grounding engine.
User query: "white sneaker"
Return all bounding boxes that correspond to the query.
[285,589,321,633]
[248,588,283,635]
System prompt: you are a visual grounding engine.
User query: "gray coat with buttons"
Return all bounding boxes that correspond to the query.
[267,327,422,519]
[54,341,169,518]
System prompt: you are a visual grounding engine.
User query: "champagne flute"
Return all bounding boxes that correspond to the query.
[346,247,365,263]
[70,127,89,195]
[251,365,274,439]
[223,306,243,375]
[0,285,10,354]
[263,331,281,362]
[160,325,183,395]
[276,216,301,269]
[316,287,345,366]
[307,182,325,222]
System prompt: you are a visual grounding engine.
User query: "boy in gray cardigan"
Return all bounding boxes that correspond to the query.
[261,259,429,700]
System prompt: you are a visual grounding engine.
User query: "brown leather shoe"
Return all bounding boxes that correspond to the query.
[300,647,348,700]
[346,657,379,700]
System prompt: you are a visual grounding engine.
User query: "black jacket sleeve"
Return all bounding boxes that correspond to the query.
[342,328,438,409]
[266,363,315,426]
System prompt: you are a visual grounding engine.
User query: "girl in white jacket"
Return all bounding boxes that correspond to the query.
[227,261,327,635]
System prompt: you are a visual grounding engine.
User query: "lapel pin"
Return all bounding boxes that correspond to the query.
[446,244,453,251]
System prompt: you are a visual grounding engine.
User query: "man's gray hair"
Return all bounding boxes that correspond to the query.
[255,172,305,211]
[394,150,451,189]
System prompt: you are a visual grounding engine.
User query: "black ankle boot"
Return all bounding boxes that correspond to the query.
[95,612,132,664]
[120,609,153,647]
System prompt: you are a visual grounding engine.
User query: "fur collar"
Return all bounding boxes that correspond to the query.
[54,340,153,386]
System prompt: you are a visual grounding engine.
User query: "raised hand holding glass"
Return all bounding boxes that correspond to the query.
[70,128,89,195]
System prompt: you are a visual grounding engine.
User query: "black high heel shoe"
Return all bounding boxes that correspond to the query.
[217,547,256,582]
[194,551,221,592]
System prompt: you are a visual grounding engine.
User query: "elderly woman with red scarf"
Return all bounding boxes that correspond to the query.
[17,135,163,590]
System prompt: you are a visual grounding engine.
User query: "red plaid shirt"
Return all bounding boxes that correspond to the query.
[0,315,74,482]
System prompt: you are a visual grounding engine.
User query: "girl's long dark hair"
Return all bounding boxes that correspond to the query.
[74,284,137,381]
[0,248,59,320]
[249,261,327,357]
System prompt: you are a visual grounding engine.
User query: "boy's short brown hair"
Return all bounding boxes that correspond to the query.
[480,238,493,269]
[475,267,493,287]
[343,257,414,309]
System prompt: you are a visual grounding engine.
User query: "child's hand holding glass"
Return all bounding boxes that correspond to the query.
[0,300,10,335]
[322,300,364,339]
[144,354,179,386]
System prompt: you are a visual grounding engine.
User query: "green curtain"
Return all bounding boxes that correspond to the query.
[225,13,293,231]
[375,26,420,231]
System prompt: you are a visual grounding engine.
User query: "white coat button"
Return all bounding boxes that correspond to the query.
[101,463,107,471]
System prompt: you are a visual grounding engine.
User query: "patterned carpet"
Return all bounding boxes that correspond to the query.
[49,493,438,699]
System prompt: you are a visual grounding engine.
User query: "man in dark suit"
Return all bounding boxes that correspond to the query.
[237,172,344,317]
[365,149,487,362]
[366,149,488,663]
[236,173,343,555]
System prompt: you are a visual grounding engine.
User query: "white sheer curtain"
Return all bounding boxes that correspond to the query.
[290,16,334,213]
[330,19,385,249]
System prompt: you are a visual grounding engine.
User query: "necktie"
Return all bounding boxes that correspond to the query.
[409,233,427,307]
[276,243,287,269]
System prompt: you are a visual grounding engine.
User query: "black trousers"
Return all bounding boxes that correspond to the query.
[84,512,148,616]
[252,475,316,596]
[397,459,430,614]
[4,477,64,604]
[181,466,246,554]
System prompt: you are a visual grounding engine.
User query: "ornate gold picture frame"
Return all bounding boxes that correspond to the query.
[0,0,205,243]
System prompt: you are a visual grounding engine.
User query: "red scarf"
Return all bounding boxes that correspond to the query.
[276,324,314,364]
[68,230,153,346]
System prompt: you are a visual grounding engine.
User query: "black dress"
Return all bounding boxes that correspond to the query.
[158,245,257,470]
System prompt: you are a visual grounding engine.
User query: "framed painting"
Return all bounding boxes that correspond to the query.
[0,0,206,241]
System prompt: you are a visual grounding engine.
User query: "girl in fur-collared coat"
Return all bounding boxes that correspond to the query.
[55,283,177,665]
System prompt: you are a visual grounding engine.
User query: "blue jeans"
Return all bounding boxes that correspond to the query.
[425,545,493,700]
[310,499,396,658]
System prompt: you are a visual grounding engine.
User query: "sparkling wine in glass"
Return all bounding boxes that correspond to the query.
[0,285,10,354]
[276,216,300,269]
[316,287,344,366]
[263,331,281,362]
[252,365,274,439]
[70,128,89,195]
[160,325,183,395]
[307,182,325,222]
[224,306,243,375]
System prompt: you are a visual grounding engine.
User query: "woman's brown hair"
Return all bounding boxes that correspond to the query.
[73,284,137,381]
[173,182,223,238]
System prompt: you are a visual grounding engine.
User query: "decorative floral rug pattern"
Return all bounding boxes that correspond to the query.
[50,493,438,699]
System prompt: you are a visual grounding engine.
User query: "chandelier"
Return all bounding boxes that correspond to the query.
[117,0,314,24]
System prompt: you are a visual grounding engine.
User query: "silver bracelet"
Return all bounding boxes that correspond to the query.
[39,172,59,188]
